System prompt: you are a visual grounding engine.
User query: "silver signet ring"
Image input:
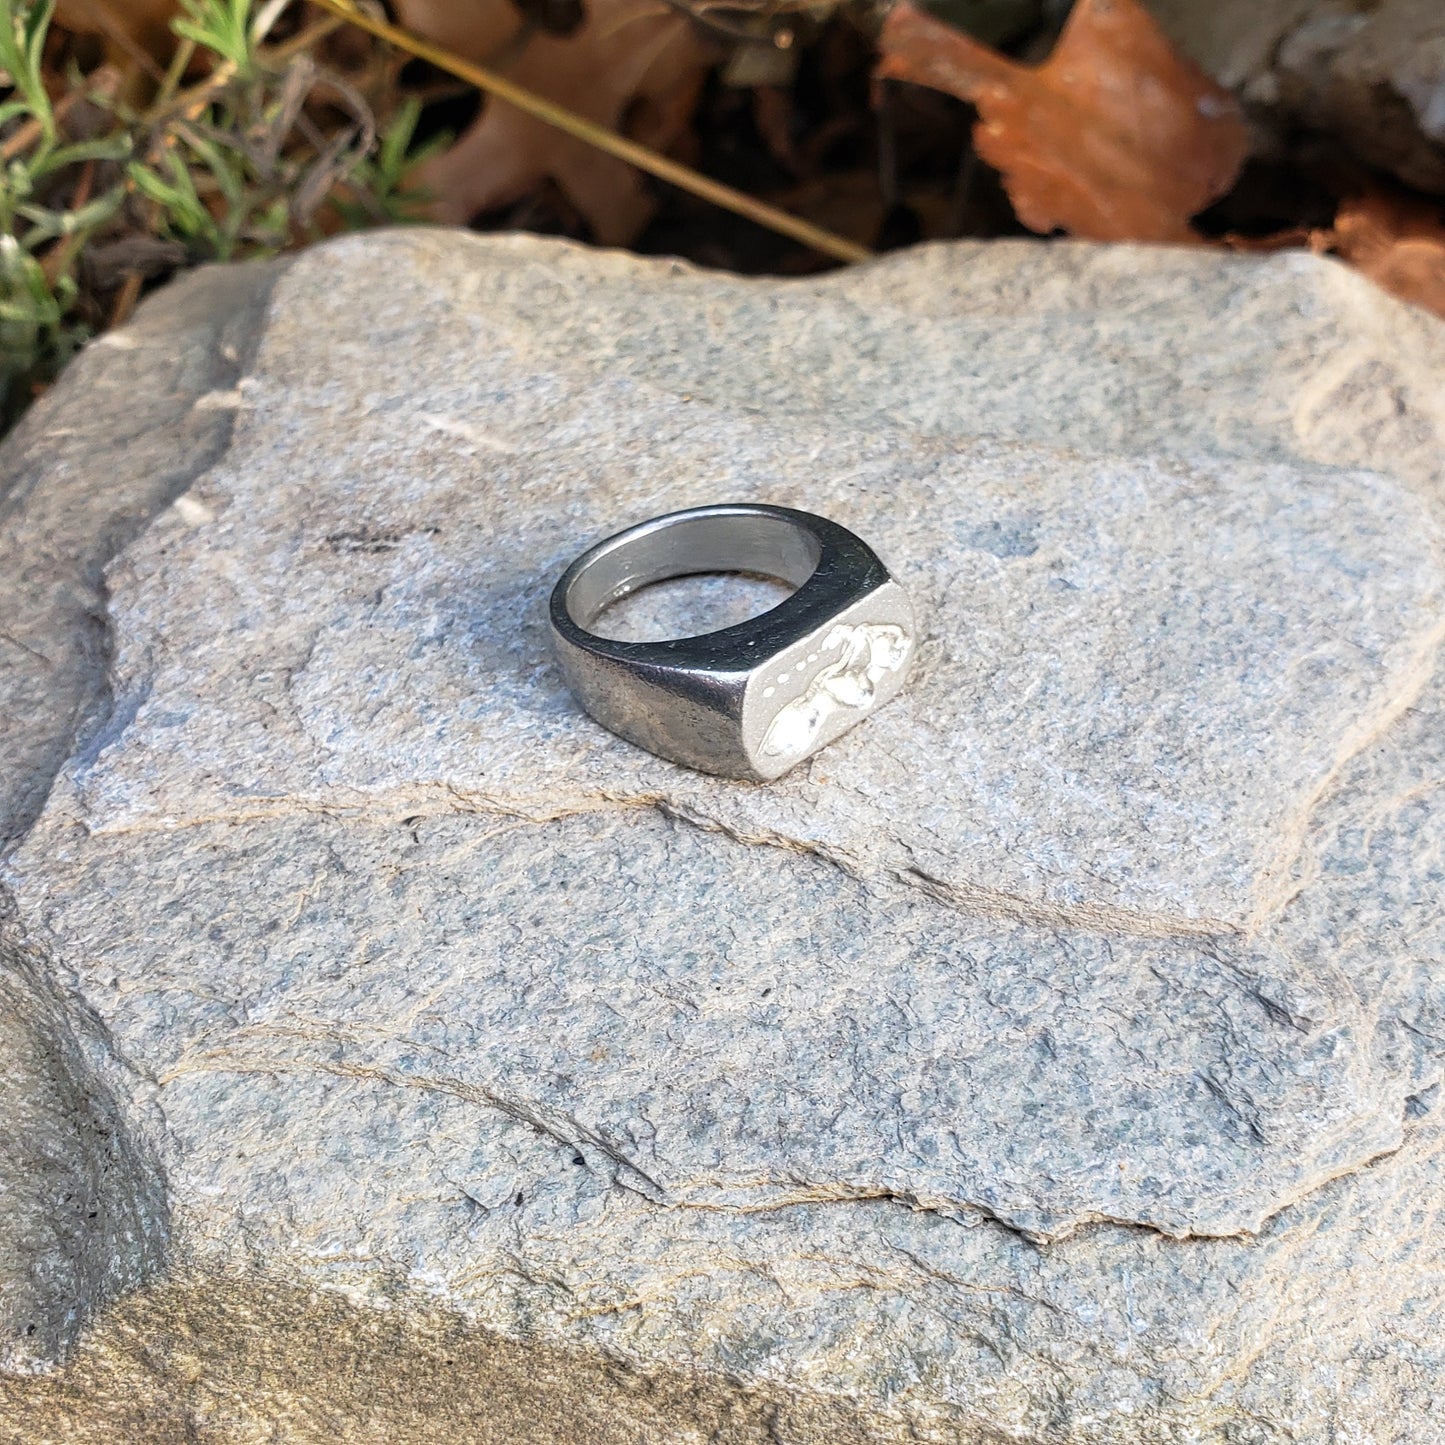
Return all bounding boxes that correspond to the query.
[549,503,915,781]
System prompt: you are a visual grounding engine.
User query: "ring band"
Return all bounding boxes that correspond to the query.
[549,504,915,780]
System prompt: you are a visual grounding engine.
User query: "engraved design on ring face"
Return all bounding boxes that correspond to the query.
[759,622,911,759]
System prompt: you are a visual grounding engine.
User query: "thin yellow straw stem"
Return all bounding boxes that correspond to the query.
[308,0,874,265]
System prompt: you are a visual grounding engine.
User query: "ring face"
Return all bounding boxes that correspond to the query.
[548,504,915,781]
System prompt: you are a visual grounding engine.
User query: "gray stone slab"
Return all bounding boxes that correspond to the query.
[3,230,1445,1441]
[1147,0,1445,194]
[0,926,167,1374]
[0,258,288,854]
[0,258,284,1373]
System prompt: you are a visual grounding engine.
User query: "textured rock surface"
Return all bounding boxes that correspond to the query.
[0,929,167,1375]
[0,260,286,854]
[3,230,1445,1442]
[0,260,282,1371]
[1147,0,1445,192]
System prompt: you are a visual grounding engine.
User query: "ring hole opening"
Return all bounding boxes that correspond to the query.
[589,571,798,642]
[566,510,823,641]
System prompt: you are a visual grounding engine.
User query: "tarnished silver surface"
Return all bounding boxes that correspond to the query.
[549,504,915,780]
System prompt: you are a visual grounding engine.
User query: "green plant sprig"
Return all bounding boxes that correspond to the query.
[1,0,443,428]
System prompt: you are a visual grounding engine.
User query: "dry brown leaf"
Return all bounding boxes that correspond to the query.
[1317,191,1445,321]
[397,0,713,245]
[54,0,177,56]
[876,0,1249,243]
[384,0,521,69]
[54,0,179,83]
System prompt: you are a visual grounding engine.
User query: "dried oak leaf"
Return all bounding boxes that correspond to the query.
[1318,191,1445,321]
[397,0,713,246]
[876,0,1249,243]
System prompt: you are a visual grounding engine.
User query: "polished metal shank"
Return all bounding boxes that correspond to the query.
[549,504,915,781]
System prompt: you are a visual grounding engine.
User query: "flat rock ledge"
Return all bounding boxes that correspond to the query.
[3,230,1445,1444]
